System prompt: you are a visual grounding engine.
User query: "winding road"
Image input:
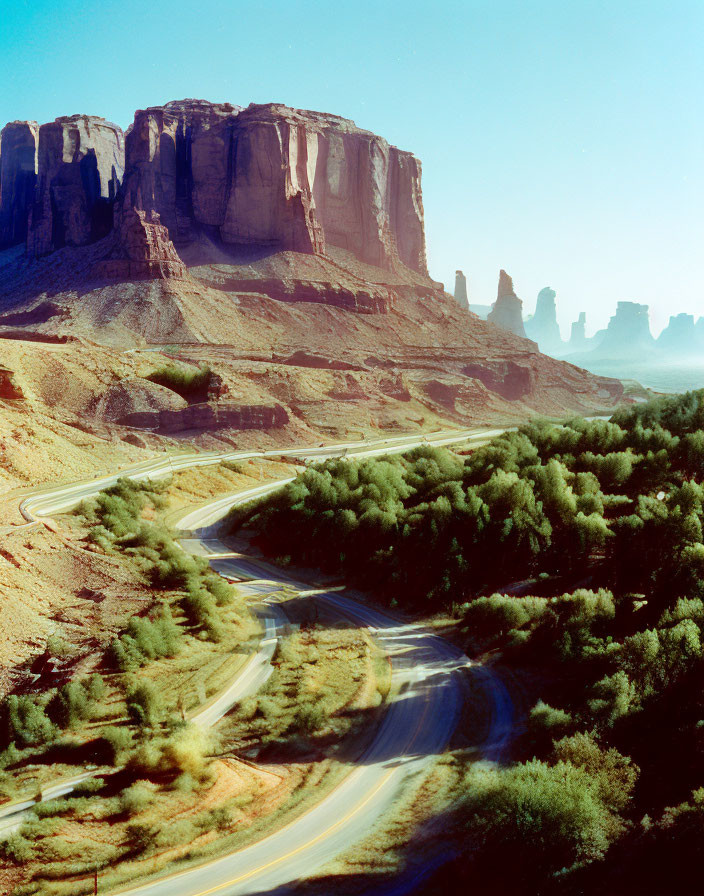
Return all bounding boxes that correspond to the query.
[6,428,514,894]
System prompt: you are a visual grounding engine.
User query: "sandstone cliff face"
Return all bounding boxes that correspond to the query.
[27,115,124,256]
[487,269,527,338]
[1,100,428,296]
[119,100,427,274]
[0,121,39,248]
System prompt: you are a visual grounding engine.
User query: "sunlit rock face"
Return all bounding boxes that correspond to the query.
[0,121,39,248]
[27,116,125,256]
[657,313,704,356]
[94,208,188,280]
[525,286,563,355]
[454,270,469,309]
[487,269,527,338]
[119,100,428,274]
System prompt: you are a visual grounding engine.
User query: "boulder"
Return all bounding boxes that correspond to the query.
[27,116,124,256]
[487,269,527,338]
[0,121,39,248]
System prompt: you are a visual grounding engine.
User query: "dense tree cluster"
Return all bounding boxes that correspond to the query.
[236,390,704,612]
[233,389,704,893]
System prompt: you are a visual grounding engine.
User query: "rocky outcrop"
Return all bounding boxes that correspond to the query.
[119,100,427,274]
[0,366,23,400]
[596,301,654,356]
[657,313,704,356]
[89,378,187,421]
[118,401,288,433]
[207,273,393,313]
[569,312,589,351]
[525,287,563,354]
[462,360,535,400]
[487,270,527,338]
[0,121,38,247]
[27,116,124,256]
[94,208,187,280]
[454,270,469,310]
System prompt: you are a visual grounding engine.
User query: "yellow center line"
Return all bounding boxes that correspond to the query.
[122,583,439,896]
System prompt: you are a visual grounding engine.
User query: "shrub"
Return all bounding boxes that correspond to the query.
[47,676,105,730]
[463,594,548,647]
[125,681,165,729]
[0,694,55,749]
[120,781,155,816]
[0,833,33,864]
[125,822,158,855]
[158,724,209,780]
[528,700,573,746]
[459,757,630,879]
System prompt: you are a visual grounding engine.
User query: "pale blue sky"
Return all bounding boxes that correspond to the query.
[1,0,701,335]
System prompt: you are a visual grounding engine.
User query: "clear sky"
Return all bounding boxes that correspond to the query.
[1,0,701,336]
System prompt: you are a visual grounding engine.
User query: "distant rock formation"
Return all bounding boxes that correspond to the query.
[454,270,469,310]
[487,269,526,338]
[569,312,588,351]
[657,313,704,356]
[525,286,562,354]
[596,301,654,356]
[27,115,124,256]
[0,121,39,247]
[94,208,187,280]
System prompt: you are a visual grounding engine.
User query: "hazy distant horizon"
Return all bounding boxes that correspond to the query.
[1,1,701,336]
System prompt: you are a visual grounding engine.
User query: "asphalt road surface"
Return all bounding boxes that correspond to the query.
[9,427,513,894]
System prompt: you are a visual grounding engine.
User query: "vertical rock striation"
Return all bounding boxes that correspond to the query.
[0,121,39,248]
[27,115,124,256]
[487,269,527,338]
[454,270,469,309]
[118,100,427,274]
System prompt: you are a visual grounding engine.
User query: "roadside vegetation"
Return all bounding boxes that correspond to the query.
[231,389,704,894]
[0,472,391,896]
[0,478,253,894]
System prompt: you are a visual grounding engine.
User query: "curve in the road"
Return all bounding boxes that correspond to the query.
[10,428,514,895]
